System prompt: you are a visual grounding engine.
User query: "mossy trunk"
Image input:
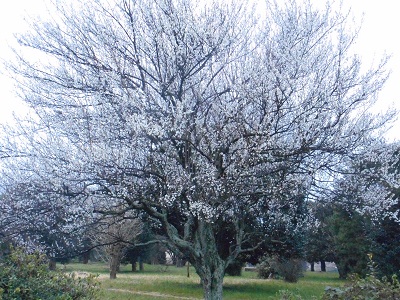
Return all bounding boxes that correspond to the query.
[191,221,226,300]
[197,264,224,300]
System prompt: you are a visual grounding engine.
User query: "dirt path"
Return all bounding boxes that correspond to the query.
[106,288,202,300]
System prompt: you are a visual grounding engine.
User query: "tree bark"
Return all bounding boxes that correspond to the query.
[110,254,120,279]
[192,258,225,300]
[310,262,315,272]
[139,256,144,271]
[207,274,224,299]
[131,260,137,272]
[190,221,227,300]
[320,260,326,272]
[198,265,224,300]
[82,251,90,264]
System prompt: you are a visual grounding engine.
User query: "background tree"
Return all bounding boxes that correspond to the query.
[327,206,370,279]
[92,214,142,279]
[369,210,400,278]
[321,142,400,279]
[122,222,157,272]
[305,202,335,272]
[368,146,400,277]
[354,144,400,278]
[0,0,393,298]
[0,182,90,269]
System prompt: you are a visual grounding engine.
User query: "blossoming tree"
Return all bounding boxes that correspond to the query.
[0,0,394,298]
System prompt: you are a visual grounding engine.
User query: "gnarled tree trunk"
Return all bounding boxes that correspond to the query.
[190,221,227,300]
[195,263,225,300]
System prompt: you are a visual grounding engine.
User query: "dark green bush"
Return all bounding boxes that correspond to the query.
[258,256,306,282]
[276,258,306,283]
[225,260,244,276]
[0,247,99,300]
[257,257,276,279]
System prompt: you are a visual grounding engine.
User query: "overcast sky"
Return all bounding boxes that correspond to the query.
[0,0,399,140]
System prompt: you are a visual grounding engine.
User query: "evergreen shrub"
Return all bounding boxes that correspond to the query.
[0,247,99,300]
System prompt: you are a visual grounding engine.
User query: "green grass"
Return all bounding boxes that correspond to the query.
[63,262,345,299]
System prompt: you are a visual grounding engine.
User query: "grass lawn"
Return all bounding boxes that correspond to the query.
[63,262,345,299]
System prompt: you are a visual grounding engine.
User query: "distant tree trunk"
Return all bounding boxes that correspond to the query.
[48,258,56,271]
[82,251,90,264]
[139,256,144,271]
[110,254,119,279]
[310,262,315,272]
[321,260,326,272]
[131,260,137,272]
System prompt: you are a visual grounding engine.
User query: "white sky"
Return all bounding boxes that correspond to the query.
[0,0,399,140]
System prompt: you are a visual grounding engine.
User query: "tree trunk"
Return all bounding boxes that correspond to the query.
[190,221,227,300]
[193,259,225,300]
[200,266,224,300]
[310,262,315,272]
[334,259,346,279]
[110,255,119,279]
[82,251,90,264]
[139,256,144,271]
[131,260,137,272]
[320,260,326,272]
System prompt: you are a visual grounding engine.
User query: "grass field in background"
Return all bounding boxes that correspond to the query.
[63,262,345,299]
